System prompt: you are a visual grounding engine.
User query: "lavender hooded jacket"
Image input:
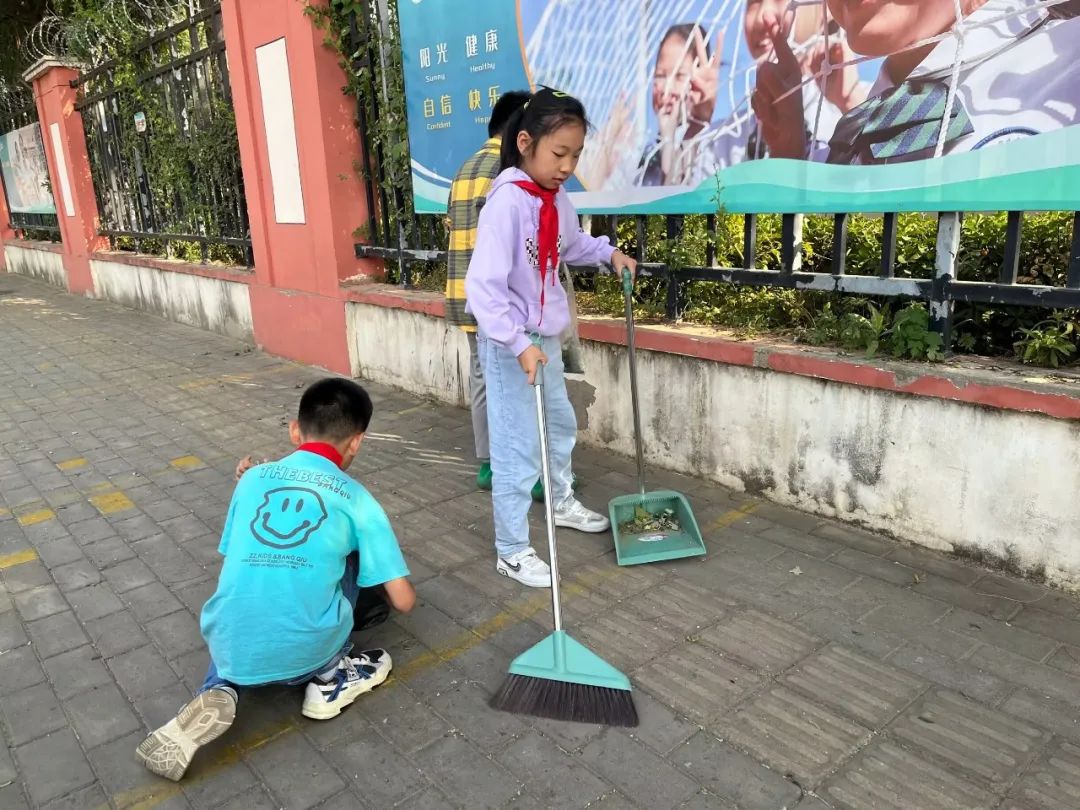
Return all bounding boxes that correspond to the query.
[465,167,615,357]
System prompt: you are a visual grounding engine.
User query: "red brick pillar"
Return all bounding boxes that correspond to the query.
[221,0,380,373]
[0,167,14,271]
[24,59,107,295]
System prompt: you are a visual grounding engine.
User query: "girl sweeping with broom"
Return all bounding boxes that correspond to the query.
[465,87,637,590]
[468,86,639,727]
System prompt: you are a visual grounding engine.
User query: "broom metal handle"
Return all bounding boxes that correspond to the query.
[622,269,647,499]
[533,362,563,633]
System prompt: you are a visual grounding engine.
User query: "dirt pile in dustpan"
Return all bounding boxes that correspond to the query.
[618,505,681,538]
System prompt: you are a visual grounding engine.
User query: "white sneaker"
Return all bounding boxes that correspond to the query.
[302,649,392,720]
[555,498,611,533]
[496,547,552,588]
[135,686,237,781]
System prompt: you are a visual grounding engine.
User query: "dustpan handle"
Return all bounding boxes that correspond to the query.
[622,269,647,499]
[533,362,563,633]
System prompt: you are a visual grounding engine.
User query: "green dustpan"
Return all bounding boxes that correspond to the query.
[609,269,706,567]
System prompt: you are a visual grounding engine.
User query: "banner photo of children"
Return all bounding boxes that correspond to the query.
[0,123,56,215]
[396,0,1080,214]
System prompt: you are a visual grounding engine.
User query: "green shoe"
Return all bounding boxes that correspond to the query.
[477,461,492,491]
[532,474,580,502]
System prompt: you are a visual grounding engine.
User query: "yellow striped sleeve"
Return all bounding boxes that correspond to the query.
[446,278,468,299]
[449,227,478,251]
[450,177,492,204]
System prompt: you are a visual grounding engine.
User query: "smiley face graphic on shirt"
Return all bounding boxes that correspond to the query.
[250,487,328,549]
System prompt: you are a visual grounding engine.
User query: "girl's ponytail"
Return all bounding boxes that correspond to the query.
[498,87,588,172]
[499,103,529,170]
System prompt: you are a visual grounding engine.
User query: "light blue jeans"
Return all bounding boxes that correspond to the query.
[477,333,575,558]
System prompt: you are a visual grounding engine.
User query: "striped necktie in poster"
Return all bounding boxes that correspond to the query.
[826,79,973,165]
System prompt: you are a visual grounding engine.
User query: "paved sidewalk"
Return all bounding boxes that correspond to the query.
[2,273,1080,810]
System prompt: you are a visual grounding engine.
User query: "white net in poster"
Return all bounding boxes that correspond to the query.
[524,0,1080,193]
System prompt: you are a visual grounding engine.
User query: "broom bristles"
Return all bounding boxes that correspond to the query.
[489,673,638,727]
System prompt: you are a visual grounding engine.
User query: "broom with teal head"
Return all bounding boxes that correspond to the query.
[489,362,638,726]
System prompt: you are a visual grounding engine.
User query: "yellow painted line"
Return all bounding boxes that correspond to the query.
[0,507,9,518]
[169,455,204,471]
[90,491,135,515]
[706,500,760,532]
[396,404,430,416]
[179,365,297,391]
[101,502,753,810]
[56,457,88,471]
[17,508,55,527]
[0,549,39,569]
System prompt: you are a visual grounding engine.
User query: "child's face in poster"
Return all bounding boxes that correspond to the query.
[745,0,787,60]
[652,35,696,114]
[827,0,958,55]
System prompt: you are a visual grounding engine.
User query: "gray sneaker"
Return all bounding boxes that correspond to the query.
[135,686,237,781]
[554,498,611,533]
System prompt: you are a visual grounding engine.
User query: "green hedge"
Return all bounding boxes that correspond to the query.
[569,212,1078,367]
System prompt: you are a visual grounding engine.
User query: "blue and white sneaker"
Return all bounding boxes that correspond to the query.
[301,649,392,720]
[135,686,237,781]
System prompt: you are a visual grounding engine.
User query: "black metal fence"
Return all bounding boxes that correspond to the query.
[343,0,1080,351]
[72,2,251,265]
[0,93,62,241]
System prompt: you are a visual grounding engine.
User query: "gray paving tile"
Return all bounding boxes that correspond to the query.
[26,610,89,660]
[414,734,523,809]
[64,682,142,749]
[43,643,113,699]
[1010,695,1080,748]
[699,609,821,673]
[715,686,870,786]
[675,732,803,810]
[619,687,696,756]
[1012,606,1080,648]
[891,689,1046,786]
[247,731,348,810]
[0,681,68,746]
[14,585,68,622]
[821,739,994,810]
[496,730,611,809]
[85,609,151,660]
[14,728,96,806]
[782,644,927,727]
[886,644,1013,706]
[580,731,700,810]
[634,639,763,724]
[1003,737,1080,809]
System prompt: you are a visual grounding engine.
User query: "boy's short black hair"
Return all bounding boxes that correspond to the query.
[298,378,373,441]
[489,90,531,138]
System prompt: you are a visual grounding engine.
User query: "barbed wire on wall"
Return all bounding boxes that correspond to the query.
[17,0,193,72]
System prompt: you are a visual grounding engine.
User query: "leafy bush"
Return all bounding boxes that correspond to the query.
[571,212,1080,367]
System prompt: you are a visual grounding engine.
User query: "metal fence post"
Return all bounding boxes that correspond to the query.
[781,213,803,273]
[930,212,961,346]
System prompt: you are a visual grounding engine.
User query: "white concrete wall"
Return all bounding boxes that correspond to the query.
[5,244,66,288]
[90,259,254,341]
[345,300,1080,589]
[346,300,472,406]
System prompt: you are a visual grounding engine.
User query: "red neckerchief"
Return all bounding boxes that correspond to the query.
[298,442,344,469]
[512,180,559,323]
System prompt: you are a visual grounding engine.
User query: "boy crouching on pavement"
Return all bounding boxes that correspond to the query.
[136,377,415,781]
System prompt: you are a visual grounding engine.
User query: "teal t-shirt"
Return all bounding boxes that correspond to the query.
[200,449,409,685]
